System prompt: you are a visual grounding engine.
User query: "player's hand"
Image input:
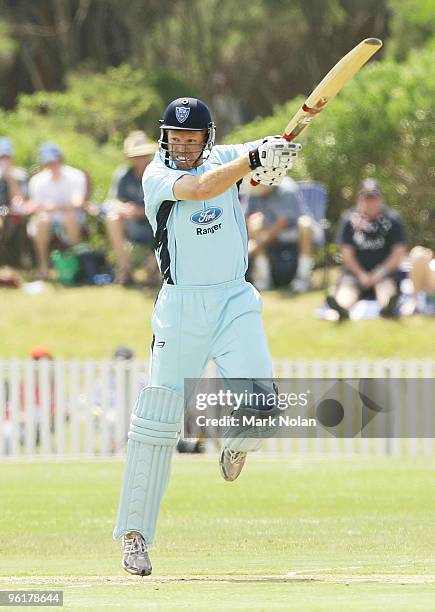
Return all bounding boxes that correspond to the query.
[42,201,57,212]
[248,239,259,256]
[370,265,387,285]
[250,166,287,186]
[248,136,302,170]
[118,202,137,219]
[357,271,373,288]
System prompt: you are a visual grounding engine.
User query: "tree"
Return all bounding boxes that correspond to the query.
[386,0,435,61]
[0,0,390,134]
[227,46,435,246]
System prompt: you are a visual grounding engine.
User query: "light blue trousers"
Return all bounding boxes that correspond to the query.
[149,277,273,392]
[114,278,273,543]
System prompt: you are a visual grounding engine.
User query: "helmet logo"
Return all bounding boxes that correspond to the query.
[175,106,190,124]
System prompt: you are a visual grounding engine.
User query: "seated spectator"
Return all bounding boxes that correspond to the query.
[0,138,29,265]
[105,131,158,285]
[27,143,88,280]
[327,179,406,321]
[246,177,323,291]
[0,137,27,208]
[409,246,435,315]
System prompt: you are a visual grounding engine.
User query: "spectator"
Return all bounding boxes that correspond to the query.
[245,177,323,291]
[2,345,54,454]
[0,137,27,208]
[93,346,136,451]
[105,131,158,285]
[25,345,55,447]
[409,246,435,315]
[327,179,406,321]
[27,143,88,280]
[0,138,29,265]
[30,344,53,360]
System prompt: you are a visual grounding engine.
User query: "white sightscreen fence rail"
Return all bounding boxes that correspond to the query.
[0,359,433,458]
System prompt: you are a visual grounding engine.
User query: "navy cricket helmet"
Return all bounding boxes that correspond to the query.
[160,97,214,131]
[159,97,216,167]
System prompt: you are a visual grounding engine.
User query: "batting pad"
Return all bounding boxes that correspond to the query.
[113,386,184,543]
[224,382,280,453]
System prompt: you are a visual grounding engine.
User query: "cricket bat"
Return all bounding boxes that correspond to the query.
[251,38,382,185]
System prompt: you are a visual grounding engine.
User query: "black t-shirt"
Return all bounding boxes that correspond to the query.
[336,206,406,271]
[0,178,8,207]
[109,165,149,227]
[115,167,144,207]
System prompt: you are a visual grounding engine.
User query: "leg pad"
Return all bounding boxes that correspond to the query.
[113,386,184,543]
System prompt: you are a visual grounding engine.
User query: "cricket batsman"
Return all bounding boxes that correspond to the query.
[113,97,301,575]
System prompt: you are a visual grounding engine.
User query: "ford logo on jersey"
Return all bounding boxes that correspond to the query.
[190,207,223,225]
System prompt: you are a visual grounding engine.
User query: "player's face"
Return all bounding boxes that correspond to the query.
[45,160,63,175]
[167,129,207,169]
[357,194,383,219]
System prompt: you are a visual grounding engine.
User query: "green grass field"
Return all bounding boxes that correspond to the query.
[0,457,434,611]
[1,285,434,359]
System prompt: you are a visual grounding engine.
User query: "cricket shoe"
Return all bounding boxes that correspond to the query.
[122,531,152,576]
[380,294,400,319]
[326,295,349,322]
[219,448,247,482]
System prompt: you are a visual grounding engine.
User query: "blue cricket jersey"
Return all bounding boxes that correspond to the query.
[142,142,260,286]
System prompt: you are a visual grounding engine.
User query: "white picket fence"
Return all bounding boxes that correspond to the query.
[0,358,433,458]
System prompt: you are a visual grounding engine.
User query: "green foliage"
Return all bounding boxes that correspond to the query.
[0,62,191,207]
[0,0,390,128]
[0,17,15,61]
[0,106,121,203]
[387,0,435,60]
[14,64,186,145]
[0,63,190,207]
[227,46,435,246]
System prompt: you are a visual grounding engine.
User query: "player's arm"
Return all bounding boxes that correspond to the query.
[340,245,372,286]
[174,154,251,201]
[110,198,145,220]
[370,243,406,284]
[3,170,25,202]
[110,171,145,219]
[67,171,88,210]
[173,137,300,201]
[248,217,289,256]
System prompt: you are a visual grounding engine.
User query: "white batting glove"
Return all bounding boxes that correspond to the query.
[248,136,302,170]
[250,166,287,186]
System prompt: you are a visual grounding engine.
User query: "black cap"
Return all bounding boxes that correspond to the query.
[160,97,214,131]
[358,178,382,197]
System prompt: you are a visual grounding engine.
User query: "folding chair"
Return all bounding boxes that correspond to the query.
[296,181,329,287]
